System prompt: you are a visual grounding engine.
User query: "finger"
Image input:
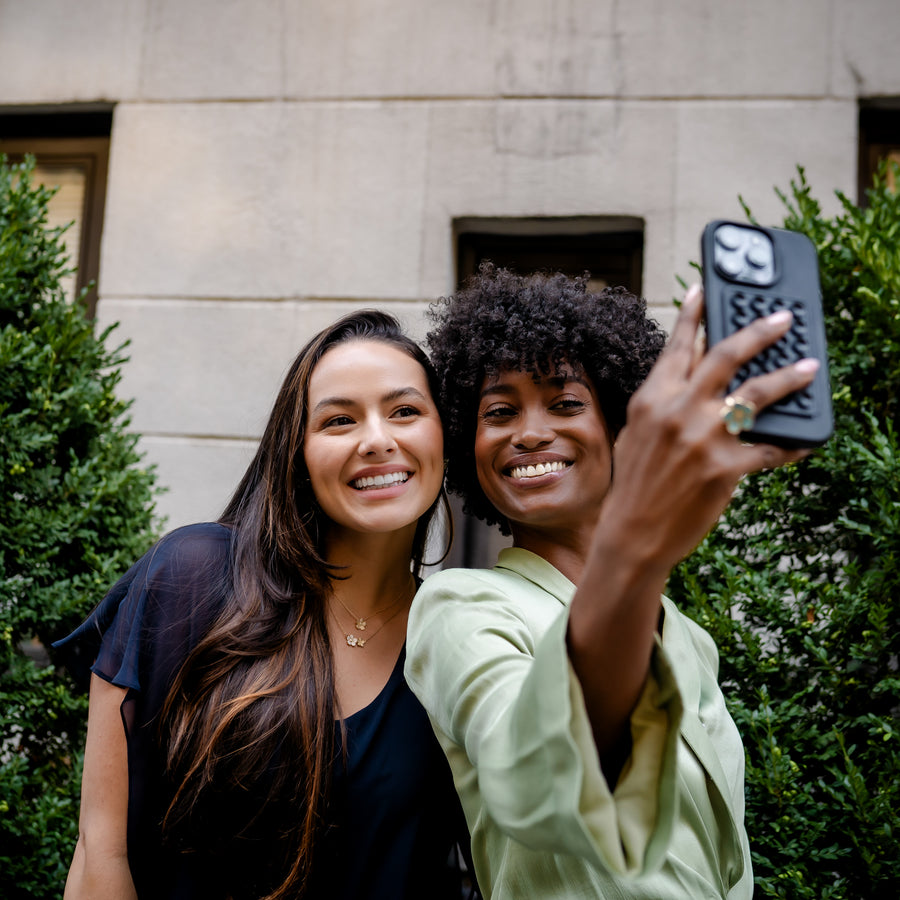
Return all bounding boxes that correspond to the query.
[690,322,707,374]
[694,309,794,394]
[654,284,704,380]
[734,442,812,476]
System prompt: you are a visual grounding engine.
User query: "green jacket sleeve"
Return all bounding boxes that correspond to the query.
[405,565,685,878]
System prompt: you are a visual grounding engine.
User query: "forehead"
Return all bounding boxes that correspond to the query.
[480,361,591,392]
[308,339,430,397]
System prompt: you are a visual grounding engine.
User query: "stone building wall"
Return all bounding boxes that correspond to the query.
[1,0,898,528]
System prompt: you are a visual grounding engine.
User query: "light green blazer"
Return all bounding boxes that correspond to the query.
[405,547,753,899]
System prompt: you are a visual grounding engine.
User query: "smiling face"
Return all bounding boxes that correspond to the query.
[303,340,444,542]
[474,364,613,541]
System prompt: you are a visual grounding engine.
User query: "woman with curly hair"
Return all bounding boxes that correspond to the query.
[405,264,819,898]
[56,310,472,900]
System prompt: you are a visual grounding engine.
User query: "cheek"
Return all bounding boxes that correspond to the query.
[473,431,502,498]
[303,440,333,492]
[428,421,444,466]
[302,445,316,482]
[420,423,445,487]
[473,424,489,464]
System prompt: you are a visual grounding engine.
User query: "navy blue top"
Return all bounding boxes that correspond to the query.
[54,523,469,900]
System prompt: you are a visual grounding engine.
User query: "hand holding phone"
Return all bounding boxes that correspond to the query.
[701,220,833,448]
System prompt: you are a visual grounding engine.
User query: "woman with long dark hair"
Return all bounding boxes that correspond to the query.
[56,310,468,899]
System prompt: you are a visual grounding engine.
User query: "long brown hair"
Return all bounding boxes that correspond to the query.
[160,310,448,898]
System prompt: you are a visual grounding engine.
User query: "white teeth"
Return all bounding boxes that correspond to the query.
[509,461,569,480]
[352,471,410,490]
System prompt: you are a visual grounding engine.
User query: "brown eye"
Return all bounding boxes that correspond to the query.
[552,399,585,412]
[481,405,515,421]
[323,415,354,428]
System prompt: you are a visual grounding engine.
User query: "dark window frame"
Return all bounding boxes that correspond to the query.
[0,109,113,316]
[858,100,900,203]
[455,215,644,295]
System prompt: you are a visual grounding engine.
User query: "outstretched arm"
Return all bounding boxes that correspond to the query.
[64,674,137,900]
[567,284,819,767]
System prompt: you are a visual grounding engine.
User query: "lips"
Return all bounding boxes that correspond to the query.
[351,471,411,491]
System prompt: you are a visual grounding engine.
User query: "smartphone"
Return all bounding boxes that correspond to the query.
[701,220,833,448]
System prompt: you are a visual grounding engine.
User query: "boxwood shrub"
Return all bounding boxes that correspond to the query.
[0,155,160,898]
[668,162,899,898]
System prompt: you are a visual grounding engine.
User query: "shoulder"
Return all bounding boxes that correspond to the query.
[416,560,537,602]
[414,551,569,628]
[133,523,232,617]
[107,521,234,633]
[53,523,232,690]
[409,563,556,667]
[150,522,232,567]
[132,522,231,590]
[417,565,509,594]
[412,566,530,624]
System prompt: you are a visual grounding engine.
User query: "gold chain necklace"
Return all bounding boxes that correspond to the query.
[329,600,408,649]
[330,577,414,649]
[334,577,413,633]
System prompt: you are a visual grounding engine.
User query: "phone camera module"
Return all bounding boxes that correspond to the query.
[713,225,775,286]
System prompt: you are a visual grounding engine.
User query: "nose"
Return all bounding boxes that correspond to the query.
[512,407,554,449]
[357,416,398,456]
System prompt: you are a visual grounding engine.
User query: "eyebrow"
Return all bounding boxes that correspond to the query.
[479,373,591,400]
[310,386,429,417]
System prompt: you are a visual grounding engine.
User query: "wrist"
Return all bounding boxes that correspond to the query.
[589,506,673,592]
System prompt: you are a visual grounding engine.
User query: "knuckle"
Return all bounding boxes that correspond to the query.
[759,446,780,468]
[708,339,746,370]
[627,388,653,419]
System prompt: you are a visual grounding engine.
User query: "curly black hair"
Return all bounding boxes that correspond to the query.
[427,262,668,532]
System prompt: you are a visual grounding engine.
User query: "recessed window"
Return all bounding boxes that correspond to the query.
[858,101,900,201]
[455,216,644,293]
[0,110,112,315]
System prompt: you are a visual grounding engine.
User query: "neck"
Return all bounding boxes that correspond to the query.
[323,525,417,614]
[509,519,594,584]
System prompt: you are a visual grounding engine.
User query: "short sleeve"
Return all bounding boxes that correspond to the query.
[53,523,233,694]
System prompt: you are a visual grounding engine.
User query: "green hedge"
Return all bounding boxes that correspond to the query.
[668,162,900,897]
[0,155,161,898]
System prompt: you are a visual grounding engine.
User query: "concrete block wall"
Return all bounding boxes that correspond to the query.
[1,0,898,529]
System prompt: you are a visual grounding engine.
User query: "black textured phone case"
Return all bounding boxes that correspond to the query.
[701,221,833,448]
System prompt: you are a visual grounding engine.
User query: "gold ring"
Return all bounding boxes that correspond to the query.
[720,395,758,435]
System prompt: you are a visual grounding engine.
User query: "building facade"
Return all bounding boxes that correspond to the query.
[2,0,898,537]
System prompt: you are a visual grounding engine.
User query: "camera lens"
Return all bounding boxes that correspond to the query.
[715,225,742,250]
[747,242,772,269]
[718,252,744,277]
